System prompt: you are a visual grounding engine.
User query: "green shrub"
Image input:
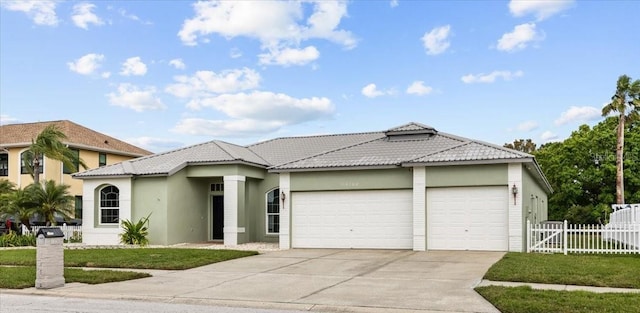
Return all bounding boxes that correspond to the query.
[0,231,36,247]
[120,214,150,246]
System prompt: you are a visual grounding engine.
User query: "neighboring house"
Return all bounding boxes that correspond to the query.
[74,122,552,252]
[0,120,152,221]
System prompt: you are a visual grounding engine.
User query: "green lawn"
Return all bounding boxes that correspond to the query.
[0,247,258,289]
[484,252,640,288]
[476,286,640,313]
[0,248,258,270]
[0,266,150,289]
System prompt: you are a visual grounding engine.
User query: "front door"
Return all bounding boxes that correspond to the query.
[212,195,224,240]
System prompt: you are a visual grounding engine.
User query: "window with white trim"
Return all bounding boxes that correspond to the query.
[266,188,280,234]
[100,186,119,224]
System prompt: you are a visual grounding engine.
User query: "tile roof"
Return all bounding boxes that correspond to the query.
[75,140,269,177]
[0,120,151,157]
[247,132,385,166]
[271,134,466,170]
[74,122,535,177]
[408,140,531,164]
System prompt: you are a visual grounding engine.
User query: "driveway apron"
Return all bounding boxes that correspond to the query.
[24,249,505,312]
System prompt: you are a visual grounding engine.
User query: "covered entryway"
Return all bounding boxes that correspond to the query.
[427,186,509,251]
[291,190,413,249]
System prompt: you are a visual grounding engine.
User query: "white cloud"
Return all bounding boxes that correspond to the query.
[0,114,19,125]
[165,68,261,99]
[120,57,148,76]
[362,83,388,98]
[169,58,186,70]
[554,106,601,126]
[124,137,183,152]
[258,46,320,66]
[406,81,433,96]
[541,130,559,142]
[187,91,334,122]
[422,25,451,55]
[390,0,399,8]
[172,91,334,137]
[71,2,104,30]
[461,70,524,84]
[516,120,539,132]
[118,8,152,25]
[107,83,166,112]
[67,53,105,75]
[172,118,286,137]
[509,0,575,21]
[101,72,111,78]
[177,1,355,66]
[1,0,59,26]
[497,23,543,52]
[230,48,243,59]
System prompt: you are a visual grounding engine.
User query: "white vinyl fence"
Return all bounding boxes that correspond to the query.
[527,220,640,255]
[21,225,83,242]
[609,203,639,224]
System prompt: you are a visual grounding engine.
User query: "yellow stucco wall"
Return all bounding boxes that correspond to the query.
[1,147,140,197]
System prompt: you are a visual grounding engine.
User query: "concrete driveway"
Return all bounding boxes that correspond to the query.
[21,249,505,313]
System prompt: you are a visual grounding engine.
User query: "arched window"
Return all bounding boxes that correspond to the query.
[266,188,280,234]
[100,185,119,224]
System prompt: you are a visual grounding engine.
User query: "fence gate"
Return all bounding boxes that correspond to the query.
[527,220,640,255]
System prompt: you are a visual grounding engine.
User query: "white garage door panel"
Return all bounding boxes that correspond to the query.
[428,187,508,251]
[292,190,413,249]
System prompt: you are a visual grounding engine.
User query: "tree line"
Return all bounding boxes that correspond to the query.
[505,75,640,224]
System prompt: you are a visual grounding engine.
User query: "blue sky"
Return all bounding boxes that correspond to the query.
[1,0,638,153]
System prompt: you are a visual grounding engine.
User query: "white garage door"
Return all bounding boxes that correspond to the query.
[292,190,413,249]
[427,186,508,251]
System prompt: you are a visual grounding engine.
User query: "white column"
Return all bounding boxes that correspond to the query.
[223,175,245,247]
[412,167,426,251]
[279,173,291,249]
[508,163,523,252]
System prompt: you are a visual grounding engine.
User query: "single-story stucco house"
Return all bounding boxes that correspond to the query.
[74,122,552,252]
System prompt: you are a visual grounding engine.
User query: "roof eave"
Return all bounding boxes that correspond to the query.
[187,160,269,169]
[0,142,149,157]
[72,174,134,180]
[269,164,401,173]
[401,158,532,167]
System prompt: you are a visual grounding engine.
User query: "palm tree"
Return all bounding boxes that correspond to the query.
[22,125,88,183]
[0,187,38,231]
[29,180,74,226]
[601,75,640,204]
[0,180,15,195]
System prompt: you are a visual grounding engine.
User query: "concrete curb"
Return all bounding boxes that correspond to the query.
[477,280,640,294]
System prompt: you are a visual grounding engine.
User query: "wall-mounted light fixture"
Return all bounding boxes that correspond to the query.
[511,184,518,205]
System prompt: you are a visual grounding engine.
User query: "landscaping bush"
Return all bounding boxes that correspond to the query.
[120,214,150,246]
[0,231,36,247]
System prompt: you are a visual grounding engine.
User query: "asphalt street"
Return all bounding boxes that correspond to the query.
[0,294,306,313]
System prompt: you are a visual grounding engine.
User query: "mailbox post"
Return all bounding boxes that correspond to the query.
[35,227,65,289]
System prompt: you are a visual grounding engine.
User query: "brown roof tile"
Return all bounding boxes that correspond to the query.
[0,120,152,157]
